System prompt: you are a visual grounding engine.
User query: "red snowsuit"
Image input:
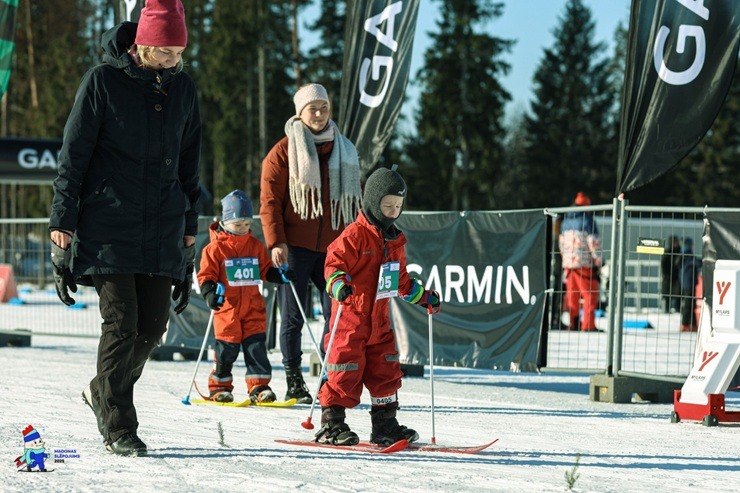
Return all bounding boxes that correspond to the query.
[318,212,422,409]
[197,222,274,343]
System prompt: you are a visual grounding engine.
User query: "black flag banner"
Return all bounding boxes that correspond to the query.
[616,0,740,194]
[339,0,420,175]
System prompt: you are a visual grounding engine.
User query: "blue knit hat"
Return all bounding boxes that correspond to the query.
[23,425,41,442]
[221,189,253,224]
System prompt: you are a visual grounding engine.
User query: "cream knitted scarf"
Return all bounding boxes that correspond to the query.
[284,117,362,230]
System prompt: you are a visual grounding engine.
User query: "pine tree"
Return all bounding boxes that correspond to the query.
[522,0,618,207]
[303,0,345,115]
[9,0,97,138]
[404,0,512,211]
[4,0,98,218]
[194,0,296,205]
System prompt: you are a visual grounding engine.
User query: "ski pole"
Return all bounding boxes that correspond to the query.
[281,263,322,356]
[182,282,225,405]
[428,306,436,445]
[301,303,343,430]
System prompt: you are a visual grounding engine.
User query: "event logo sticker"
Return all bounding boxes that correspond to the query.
[14,425,52,472]
[13,425,81,472]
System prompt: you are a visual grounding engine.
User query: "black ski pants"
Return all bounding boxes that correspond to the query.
[278,246,332,368]
[90,274,171,443]
[212,333,272,392]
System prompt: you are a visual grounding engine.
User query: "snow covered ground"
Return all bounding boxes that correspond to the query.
[1,333,739,493]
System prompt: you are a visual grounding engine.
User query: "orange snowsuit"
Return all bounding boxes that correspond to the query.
[197,222,273,343]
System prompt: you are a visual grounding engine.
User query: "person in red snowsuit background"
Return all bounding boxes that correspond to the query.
[559,192,602,332]
[316,166,441,446]
[198,189,296,403]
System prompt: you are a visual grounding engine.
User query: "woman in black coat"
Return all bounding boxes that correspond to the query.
[48,0,201,457]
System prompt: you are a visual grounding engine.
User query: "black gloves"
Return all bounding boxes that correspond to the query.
[50,242,77,306]
[329,277,353,302]
[335,283,353,302]
[201,280,225,311]
[265,266,297,285]
[280,265,298,283]
[172,244,195,314]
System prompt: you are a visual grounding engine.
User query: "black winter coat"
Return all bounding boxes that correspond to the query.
[49,22,201,281]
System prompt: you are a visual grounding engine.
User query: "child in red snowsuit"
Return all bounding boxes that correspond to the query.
[197,190,296,403]
[316,166,441,446]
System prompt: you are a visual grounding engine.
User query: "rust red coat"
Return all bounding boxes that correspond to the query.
[259,136,346,252]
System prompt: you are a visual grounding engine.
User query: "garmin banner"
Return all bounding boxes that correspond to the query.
[616,0,740,194]
[339,0,420,174]
[390,210,547,372]
[0,138,61,183]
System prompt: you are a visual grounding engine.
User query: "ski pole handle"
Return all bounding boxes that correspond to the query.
[215,282,225,305]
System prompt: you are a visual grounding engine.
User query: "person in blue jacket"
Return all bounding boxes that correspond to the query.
[48,0,201,457]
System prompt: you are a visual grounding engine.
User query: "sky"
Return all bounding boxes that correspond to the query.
[2,332,740,492]
[302,0,632,123]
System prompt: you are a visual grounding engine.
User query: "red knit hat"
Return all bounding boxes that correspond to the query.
[574,192,591,206]
[134,0,188,48]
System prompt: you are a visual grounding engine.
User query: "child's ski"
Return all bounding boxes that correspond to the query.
[190,397,297,408]
[276,438,497,455]
[406,439,498,454]
[275,438,409,454]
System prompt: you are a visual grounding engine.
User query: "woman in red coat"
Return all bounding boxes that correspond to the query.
[260,83,362,404]
[317,167,441,446]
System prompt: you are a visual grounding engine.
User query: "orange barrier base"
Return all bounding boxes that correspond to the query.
[671,390,740,426]
[0,264,19,302]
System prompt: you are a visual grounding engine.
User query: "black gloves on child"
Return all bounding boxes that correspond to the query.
[200,280,225,311]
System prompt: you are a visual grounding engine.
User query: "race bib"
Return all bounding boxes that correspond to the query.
[225,257,262,287]
[376,261,400,300]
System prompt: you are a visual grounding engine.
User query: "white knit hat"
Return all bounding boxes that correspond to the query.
[293,83,330,115]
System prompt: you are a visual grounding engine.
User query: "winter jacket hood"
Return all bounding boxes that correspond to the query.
[101,22,176,90]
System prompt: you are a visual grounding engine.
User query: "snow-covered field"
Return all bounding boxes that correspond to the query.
[1,333,739,493]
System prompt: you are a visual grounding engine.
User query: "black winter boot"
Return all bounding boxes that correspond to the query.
[250,384,277,403]
[370,402,419,446]
[284,366,312,404]
[106,433,148,457]
[82,384,105,438]
[315,405,359,446]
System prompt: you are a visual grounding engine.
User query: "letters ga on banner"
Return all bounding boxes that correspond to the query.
[616,0,740,194]
[338,0,420,174]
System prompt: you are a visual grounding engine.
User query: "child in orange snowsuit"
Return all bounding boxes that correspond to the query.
[316,166,441,446]
[197,190,296,403]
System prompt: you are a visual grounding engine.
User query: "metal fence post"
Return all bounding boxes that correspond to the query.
[605,198,620,376]
[612,197,629,376]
